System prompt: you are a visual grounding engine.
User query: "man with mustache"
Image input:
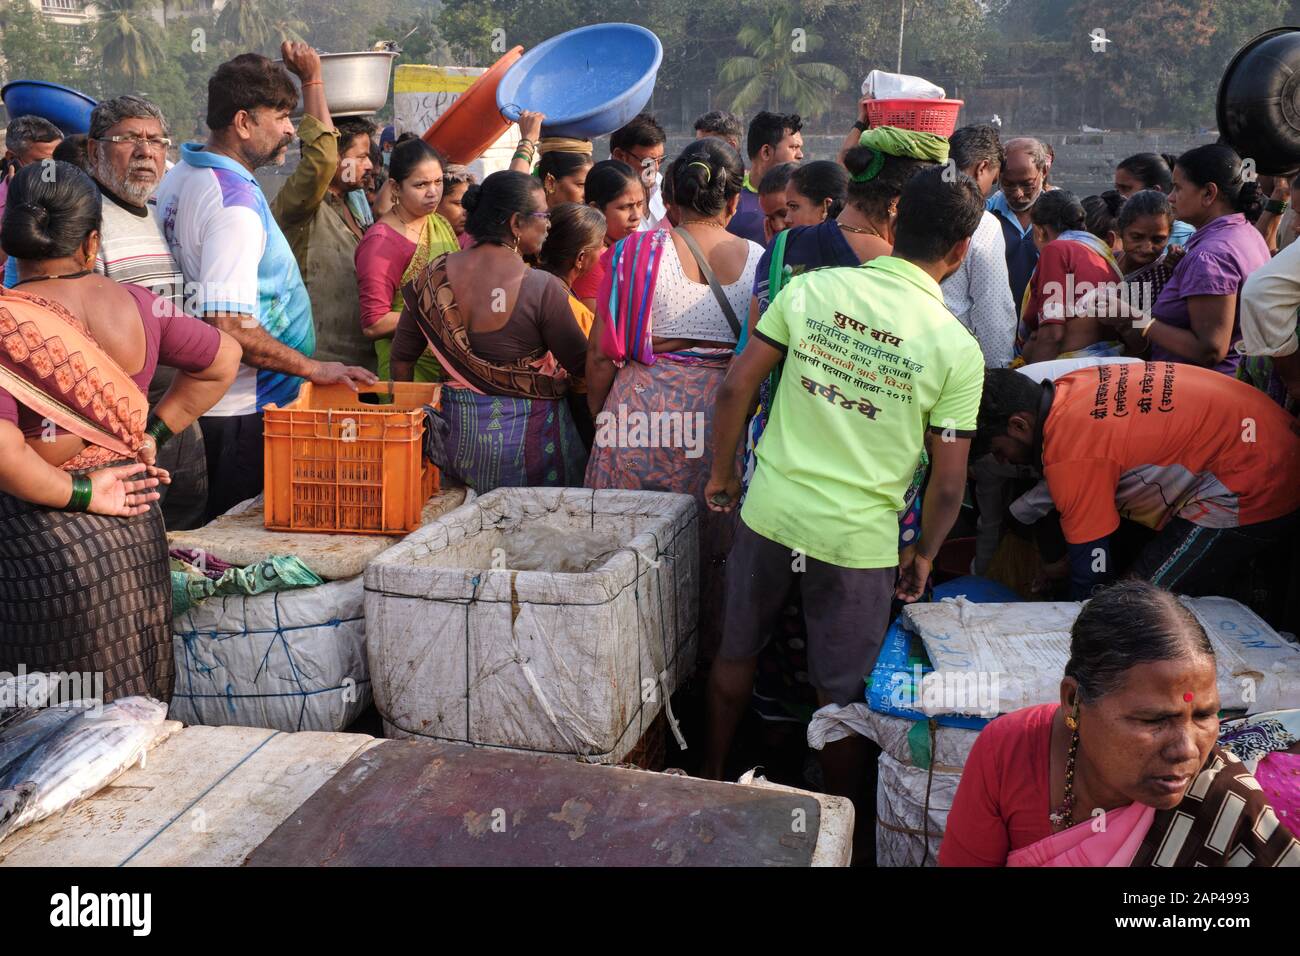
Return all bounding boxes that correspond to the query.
[156,46,376,521]
[986,136,1054,308]
[81,95,209,529]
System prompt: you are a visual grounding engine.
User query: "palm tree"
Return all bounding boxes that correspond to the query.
[263,0,306,49]
[215,0,305,56]
[214,0,269,53]
[96,0,164,90]
[718,5,849,118]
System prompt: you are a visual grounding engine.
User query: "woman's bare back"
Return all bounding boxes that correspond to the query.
[670,228,751,286]
[443,247,529,334]
[27,274,147,376]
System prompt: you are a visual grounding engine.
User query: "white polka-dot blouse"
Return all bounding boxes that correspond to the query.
[651,235,764,344]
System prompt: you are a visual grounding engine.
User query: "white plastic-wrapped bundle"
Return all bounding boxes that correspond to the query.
[365,488,699,764]
[170,577,370,732]
[903,596,1300,716]
[861,70,946,99]
[875,752,961,867]
[808,702,981,770]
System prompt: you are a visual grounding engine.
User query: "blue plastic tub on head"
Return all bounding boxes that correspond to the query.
[1,81,97,136]
[496,23,663,139]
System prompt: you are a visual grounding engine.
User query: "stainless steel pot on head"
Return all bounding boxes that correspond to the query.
[275,50,399,118]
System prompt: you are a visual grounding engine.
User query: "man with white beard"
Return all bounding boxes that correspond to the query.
[85,95,208,530]
[985,136,1054,308]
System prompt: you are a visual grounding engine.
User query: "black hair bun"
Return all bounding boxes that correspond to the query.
[462,183,481,215]
[17,201,49,228]
[842,145,874,180]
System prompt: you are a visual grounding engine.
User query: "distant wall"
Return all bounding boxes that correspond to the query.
[1013,130,1218,197]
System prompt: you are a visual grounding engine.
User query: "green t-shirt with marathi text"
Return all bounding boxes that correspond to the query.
[742,255,985,568]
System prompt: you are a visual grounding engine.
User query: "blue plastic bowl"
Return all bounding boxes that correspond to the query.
[496,23,663,139]
[2,80,97,135]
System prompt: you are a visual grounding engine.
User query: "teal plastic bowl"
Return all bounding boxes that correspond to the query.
[496,23,663,139]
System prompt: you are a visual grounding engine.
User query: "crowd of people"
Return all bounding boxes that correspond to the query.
[0,39,1297,867]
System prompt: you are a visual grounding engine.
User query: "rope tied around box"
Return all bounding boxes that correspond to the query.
[371,496,695,762]
[174,590,365,732]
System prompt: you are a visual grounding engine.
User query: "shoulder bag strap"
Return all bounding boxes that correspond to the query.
[675,226,742,339]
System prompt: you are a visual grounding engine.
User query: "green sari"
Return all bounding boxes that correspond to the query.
[375,212,460,382]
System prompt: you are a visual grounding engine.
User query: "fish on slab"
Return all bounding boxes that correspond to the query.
[0,700,101,779]
[0,697,170,843]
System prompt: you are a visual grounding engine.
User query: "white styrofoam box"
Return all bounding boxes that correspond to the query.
[0,726,379,867]
[171,577,370,733]
[736,770,855,867]
[365,487,699,763]
[807,702,980,770]
[875,752,960,867]
[902,596,1300,716]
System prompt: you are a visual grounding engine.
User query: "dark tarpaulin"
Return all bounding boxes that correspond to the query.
[245,739,822,867]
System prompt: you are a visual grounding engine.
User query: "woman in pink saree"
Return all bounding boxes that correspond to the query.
[941,580,1300,867]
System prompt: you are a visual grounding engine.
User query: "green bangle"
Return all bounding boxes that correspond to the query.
[1265,198,1289,215]
[145,417,174,447]
[66,475,92,512]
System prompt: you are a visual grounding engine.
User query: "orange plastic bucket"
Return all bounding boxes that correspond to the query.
[422,46,524,165]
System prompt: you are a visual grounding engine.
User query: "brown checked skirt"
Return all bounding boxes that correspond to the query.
[0,479,172,703]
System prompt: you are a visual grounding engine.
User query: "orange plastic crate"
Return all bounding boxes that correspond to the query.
[262,382,441,535]
[865,98,964,137]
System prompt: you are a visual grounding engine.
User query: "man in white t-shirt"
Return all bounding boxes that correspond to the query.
[155,43,375,520]
[940,125,1017,368]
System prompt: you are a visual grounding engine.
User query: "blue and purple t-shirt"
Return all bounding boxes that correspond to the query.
[154,142,314,415]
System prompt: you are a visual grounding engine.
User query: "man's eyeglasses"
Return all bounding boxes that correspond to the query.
[96,134,172,151]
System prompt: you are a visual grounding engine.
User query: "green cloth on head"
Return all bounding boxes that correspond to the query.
[853,126,950,182]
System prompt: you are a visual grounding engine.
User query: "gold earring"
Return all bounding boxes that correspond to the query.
[1065,702,1080,731]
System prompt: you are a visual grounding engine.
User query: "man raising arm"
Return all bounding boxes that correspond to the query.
[155,43,375,520]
